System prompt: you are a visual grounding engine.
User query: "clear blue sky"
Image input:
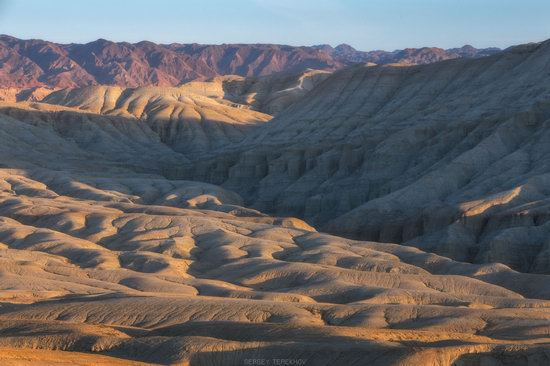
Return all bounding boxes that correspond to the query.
[1,0,549,51]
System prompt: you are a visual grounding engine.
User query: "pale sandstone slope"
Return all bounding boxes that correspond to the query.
[0,87,57,103]
[41,85,271,154]
[177,69,331,114]
[41,68,329,116]
[33,70,329,159]
[0,102,186,173]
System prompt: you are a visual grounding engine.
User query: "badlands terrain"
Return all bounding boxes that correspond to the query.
[0,37,548,365]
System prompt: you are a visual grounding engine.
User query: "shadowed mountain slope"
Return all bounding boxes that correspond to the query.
[175,39,550,273]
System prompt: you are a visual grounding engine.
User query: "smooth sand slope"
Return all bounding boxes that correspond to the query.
[0,101,548,365]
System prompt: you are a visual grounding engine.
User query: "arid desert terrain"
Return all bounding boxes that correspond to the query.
[0,35,549,365]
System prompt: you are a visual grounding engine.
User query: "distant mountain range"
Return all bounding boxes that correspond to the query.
[313,43,501,65]
[0,34,501,88]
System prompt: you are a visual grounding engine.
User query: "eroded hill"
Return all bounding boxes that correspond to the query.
[0,104,548,365]
[174,40,550,274]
